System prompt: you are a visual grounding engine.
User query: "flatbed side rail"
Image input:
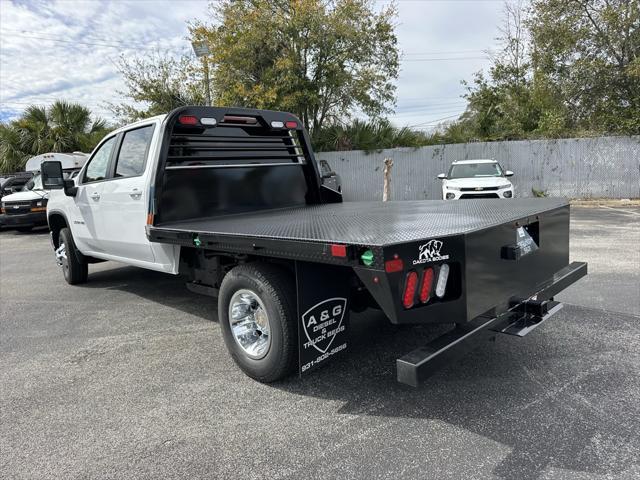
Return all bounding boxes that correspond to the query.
[396,261,587,387]
[147,225,385,269]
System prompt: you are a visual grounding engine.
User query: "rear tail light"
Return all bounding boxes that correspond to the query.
[435,264,449,298]
[330,244,347,257]
[402,271,419,309]
[285,121,298,129]
[419,267,434,303]
[178,115,198,125]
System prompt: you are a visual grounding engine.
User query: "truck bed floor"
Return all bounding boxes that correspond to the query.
[152,198,567,247]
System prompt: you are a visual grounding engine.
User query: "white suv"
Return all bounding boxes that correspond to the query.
[438,159,514,200]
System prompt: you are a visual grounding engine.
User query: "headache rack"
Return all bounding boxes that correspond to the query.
[166,119,306,169]
[151,106,327,225]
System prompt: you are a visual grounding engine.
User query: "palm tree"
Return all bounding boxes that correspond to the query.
[15,105,52,155]
[0,123,28,173]
[17,101,110,154]
[313,119,432,152]
[0,100,111,173]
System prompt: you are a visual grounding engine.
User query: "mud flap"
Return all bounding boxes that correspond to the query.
[295,261,351,376]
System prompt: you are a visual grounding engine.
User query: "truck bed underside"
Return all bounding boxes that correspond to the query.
[150,198,568,248]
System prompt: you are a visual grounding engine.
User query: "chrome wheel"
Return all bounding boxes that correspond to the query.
[228,289,271,359]
[55,241,68,269]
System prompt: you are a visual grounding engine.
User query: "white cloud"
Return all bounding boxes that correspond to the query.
[0,0,209,121]
[0,0,503,128]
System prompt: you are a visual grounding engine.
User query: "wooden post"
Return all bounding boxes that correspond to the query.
[383,158,394,202]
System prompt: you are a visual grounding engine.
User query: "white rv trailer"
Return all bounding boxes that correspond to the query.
[25,152,88,173]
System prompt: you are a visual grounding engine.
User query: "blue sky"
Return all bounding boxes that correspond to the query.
[0,0,504,129]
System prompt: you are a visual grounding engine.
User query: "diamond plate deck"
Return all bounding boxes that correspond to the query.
[153,198,568,247]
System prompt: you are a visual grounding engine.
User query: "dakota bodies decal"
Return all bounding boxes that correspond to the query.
[300,297,348,373]
[413,239,449,265]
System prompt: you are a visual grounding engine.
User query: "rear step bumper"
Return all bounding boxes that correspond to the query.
[396,261,587,387]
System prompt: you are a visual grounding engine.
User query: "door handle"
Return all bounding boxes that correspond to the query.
[90,192,101,200]
[129,188,142,199]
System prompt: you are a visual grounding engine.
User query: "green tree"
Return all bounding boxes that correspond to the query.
[447,0,639,142]
[313,118,432,152]
[0,100,111,174]
[0,123,28,173]
[449,0,561,141]
[528,0,640,134]
[191,0,399,135]
[109,51,207,123]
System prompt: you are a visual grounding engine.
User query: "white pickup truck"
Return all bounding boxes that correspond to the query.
[41,106,586,386]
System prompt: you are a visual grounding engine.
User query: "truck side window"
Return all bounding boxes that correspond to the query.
[84,136,116,183]
[114,125,154,178]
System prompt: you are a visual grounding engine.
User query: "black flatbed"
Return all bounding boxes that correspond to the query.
[150,198,567,251]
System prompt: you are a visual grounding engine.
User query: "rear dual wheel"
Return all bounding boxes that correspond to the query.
[218,263,297,383]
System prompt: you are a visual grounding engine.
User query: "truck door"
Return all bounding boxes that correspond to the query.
[72,136,118,254]
[96,124,156,263]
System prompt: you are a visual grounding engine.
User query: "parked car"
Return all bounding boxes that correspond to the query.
[0,153,87,232]
[318,159,342,193]
[41,106,586,386]
[0,172,33,199]
[437,159,514,200]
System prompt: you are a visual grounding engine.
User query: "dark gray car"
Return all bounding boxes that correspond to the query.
[318,159,342,193]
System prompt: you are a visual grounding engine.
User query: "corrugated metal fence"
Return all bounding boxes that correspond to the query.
[318,136,640,200]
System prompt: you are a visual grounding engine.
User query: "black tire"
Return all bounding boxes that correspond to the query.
[59,227,88,285]
[218,263,297,383]
[16,226,32,232]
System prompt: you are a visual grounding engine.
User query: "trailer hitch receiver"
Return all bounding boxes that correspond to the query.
[396,262,587,387]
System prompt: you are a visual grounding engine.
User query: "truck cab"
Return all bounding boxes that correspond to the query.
[46,116,177,271]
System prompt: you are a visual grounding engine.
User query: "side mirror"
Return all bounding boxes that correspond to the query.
[437,173,447,180]
[505,170,514,177]
[63,179,78,197]
[41,161,64,189]
[41,161,77,197]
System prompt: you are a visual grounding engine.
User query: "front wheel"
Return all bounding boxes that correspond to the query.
[57,228,88,285]
[218,263,297,383]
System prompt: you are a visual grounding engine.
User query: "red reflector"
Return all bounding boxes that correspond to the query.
[403,271,419,309]
[330,244,347,257]
[419,267,434,303]
[178,115,198,125]
[384,258,404,273]
[285,121,298,129]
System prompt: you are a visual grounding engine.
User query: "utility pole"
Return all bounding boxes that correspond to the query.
[191,40,212,106]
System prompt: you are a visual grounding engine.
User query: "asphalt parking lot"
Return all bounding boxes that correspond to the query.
[1,206,638,480]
